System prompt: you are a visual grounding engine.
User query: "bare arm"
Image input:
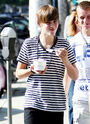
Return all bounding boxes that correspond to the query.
[63,68,71,96]
[16,62,47,79]
[64,61,78,81]
[16,62,33,79]
[56,48,79,81]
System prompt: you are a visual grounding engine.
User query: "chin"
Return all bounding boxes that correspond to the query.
[47,32,54,36]
[84,25,90,29]
[51,31,56,35]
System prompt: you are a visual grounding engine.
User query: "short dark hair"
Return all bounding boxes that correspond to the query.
[36,5,59,26]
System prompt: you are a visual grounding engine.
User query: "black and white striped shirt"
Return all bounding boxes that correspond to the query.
[17,36,76,112]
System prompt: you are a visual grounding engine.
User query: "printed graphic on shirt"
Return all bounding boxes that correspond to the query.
[74,44,90,92]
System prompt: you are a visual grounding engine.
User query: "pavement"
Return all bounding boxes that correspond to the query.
[0,78,27,124]
[0,78,69,124]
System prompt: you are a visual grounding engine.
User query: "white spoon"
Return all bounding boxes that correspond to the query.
[46,48,58,53]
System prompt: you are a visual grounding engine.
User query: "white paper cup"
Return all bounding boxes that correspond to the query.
[33,59,46,71]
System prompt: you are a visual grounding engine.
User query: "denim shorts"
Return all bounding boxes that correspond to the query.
[24,108,64,124]
[73,101,90,124]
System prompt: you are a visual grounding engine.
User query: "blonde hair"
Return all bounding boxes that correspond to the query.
[67,11,78,36]
[36,4,59,26]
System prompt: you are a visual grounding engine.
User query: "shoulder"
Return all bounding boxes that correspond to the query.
[68,32,82,46]
[56,36,67,43]
[56,36,71,49]
[69,32,81,42]
[64,15,70,24]
[57,36,70,44]
[22,36,38,47]
[24,36,38,43]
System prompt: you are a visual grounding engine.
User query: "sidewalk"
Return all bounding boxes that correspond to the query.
[0,78,69,124]
[0,78,27,124]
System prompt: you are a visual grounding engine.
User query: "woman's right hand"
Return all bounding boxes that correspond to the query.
[31,64,47,74]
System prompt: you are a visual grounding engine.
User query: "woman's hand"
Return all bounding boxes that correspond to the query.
[55,48,68,62]
[31,64,47,74]
[56,48,78,81]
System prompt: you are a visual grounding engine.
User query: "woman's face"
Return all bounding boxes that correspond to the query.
[40,20,59,36]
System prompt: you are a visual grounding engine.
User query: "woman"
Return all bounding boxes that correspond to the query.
[64,10,80,124]
[16,5,78,124]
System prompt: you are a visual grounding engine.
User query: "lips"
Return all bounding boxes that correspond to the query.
[50,28,55,31]
[83,24,90,28]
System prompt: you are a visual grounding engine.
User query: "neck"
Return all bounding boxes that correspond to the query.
[39,34,55,49]
[81,30,90,37]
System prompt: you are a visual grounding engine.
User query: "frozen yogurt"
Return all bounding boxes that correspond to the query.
[33,59,46,71]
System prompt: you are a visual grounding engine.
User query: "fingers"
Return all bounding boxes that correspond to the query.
[30,64,34,70]
[55,48,68,62]
[31,65,47,75]
[56,48,68,58]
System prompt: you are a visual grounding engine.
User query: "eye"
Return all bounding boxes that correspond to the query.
[80,16,85,20]
[87,15,90,19]
[54,20,57,23]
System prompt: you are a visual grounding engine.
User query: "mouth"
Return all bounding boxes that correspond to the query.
[50,28,54,31]
[50,28,56,33]
[83,24,90,28]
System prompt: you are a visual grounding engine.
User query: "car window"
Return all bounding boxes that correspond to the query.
[14,22,25,30]
[20,20,28,27]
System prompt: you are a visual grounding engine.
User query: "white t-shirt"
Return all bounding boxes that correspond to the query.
[69,32,90,101]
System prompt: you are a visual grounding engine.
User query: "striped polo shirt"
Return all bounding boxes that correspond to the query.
[17,36,76,112]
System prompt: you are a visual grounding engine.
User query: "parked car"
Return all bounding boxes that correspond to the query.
[3,20,29,39]
[0,14,29,97]
[0,16,29,39]
[11,14,29,28]
[0,15,30,79]
[0,16,11,31]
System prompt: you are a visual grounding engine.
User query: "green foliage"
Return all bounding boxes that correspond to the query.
[0,0,29,5]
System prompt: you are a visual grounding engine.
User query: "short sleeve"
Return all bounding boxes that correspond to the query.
[17,40,28,64]
[66,41,77,64]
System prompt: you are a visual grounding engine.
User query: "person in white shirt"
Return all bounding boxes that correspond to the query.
[66,1,90,124]
[64,8,80,124]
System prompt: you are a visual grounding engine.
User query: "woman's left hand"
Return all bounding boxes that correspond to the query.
[56,48,68,62]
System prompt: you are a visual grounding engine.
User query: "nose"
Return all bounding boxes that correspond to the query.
[50,22,54,27]
[84,17,88,24]
[49,22,55,28]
